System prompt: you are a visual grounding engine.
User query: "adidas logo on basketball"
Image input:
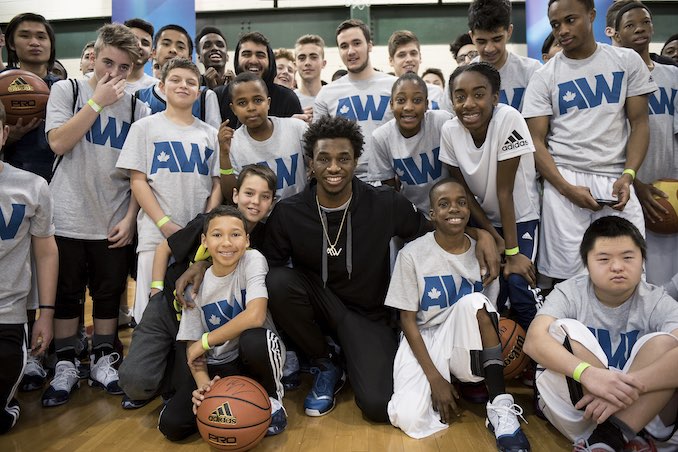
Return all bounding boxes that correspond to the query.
[208,402,238,424]
[8,77,35,93]
[501,130,528,152]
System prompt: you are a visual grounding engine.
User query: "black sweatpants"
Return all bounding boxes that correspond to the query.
[266,266,398,423]
[158,328,284,441]
[0,324,27,434]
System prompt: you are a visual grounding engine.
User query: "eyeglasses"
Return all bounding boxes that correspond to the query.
[456,50,479,64]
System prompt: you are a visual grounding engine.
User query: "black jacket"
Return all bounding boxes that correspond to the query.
[262,178,431,318]
[214,39,302,128]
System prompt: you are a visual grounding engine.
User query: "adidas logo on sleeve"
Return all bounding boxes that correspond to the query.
[501,130,529,152]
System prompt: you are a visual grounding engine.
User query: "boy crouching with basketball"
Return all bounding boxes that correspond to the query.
[524,216,678,451]
[386,178,530,451]
[161,206,286,440]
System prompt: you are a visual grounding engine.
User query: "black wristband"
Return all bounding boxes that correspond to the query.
[39,305,55,310]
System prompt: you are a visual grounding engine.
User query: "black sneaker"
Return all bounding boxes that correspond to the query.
[121,394,153,409]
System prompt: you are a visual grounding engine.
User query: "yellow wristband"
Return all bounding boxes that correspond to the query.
[572,362,591,382]
[220,168,234,175]
[87,98,103,114]
[156,215,171,228]
[505,246,520,256]
[201,332,211,351]
[150,280,164,291]
[622,168,636,180]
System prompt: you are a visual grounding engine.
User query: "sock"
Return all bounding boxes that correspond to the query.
[55,336,77,363]
[481,344,506,401]
[92,334,115,360]
[587,420,625,451]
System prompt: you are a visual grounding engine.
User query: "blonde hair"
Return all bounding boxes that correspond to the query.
[94,23,140,64]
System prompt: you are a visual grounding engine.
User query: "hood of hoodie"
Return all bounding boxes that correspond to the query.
[233,39,277,86]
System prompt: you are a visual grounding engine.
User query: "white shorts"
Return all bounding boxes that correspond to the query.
[645,230,678,288]
[536,318,678,441]
[132,249,154,323]
[388,293,497,439]
[539,168,645,279]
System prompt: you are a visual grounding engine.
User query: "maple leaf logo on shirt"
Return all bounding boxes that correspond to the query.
[157,151,170,162]
[427,287,441,300]
[339,105,350,114]
[562,91,576,102]
[396,167,405,177]
[209,314,221,326]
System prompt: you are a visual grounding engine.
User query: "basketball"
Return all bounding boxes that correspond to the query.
[499,318,529,380]
[196,376,271,451]
[644,179,678,235]
[0,69,50,125]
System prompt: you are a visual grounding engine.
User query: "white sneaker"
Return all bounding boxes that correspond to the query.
[41,361,80,407]
[21,353,47,391]
[485,393,530,451]
[89,352,123,395]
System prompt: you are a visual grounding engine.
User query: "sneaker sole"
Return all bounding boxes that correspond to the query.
[88,379,124,395]
[304,371,346,417]
[485,418,530,452]
[41,382,80,407]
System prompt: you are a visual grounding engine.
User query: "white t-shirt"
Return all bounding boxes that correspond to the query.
[46,79,150,239]
[294,89,316,110]
[314,71,396,180]
[522,44,657,176]
[124,73,159,95]
[116,112,220,252]
[230,116,308,202]
[385,231,499,329]
[639,62,678,181]
[176,250,277,365]
[370,110,452,216]
[427,83,445,111]
[439,103,540,225]
[496,52,541,112]
[139,84,223,129]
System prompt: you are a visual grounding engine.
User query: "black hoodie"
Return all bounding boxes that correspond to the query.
[262,178,432,319]
[214,38,303,128]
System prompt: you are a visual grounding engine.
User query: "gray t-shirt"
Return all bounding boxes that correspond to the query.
[427,83,445,111]
[230,116,308,202]
[537,274,678,369]
[314,72,396,180]
[124,73,159,95]
[176,250,276,365]
[370,110,452,216]
[116,112,220,252]
[46,79,150,239]
[294,89,316,110]
[0,163,55,324]
[496,52,542,112]
[439,104,540,225]
[638,62,678,181]
[522,44,657,176]
[385,231,499,329]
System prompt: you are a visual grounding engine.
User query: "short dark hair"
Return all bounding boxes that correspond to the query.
[239,31,269,48]
[332,69,348,81]
[392,72,428,99]
[203,205,248,235]
[548,0,594,11]
[542,33,556,55]
[614,2,651,32]
[154,24,193,56]
[5,13,56,69]
[449,61,501,96]
[429,177,464,205]
[579,216,647,266]
[449,33,474,59]
[605,0,635,29]
[422,68,445,88]
[160,57,200,82]
[663,33,678,53]
[124,18,154,38]
[336,19,371,44]
[303,115,364,161]
[228,71,269,98]
[195,26,226,52]
[468,0,511,32]
[237,164,277,193]
[387,30,419,59]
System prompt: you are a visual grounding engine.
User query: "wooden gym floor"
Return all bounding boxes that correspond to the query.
[2,282,571,452]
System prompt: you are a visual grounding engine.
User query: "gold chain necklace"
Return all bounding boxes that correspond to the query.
[316,195,351,256]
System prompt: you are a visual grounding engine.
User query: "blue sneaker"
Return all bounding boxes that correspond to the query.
[304,359,345,417]
[266,398,287,436]
[485,394,530,451]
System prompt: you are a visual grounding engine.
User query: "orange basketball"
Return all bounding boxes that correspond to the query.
[499,318,529,380]
[196,376,271,451]
[644,179,678,235]
[0,69,50,125]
